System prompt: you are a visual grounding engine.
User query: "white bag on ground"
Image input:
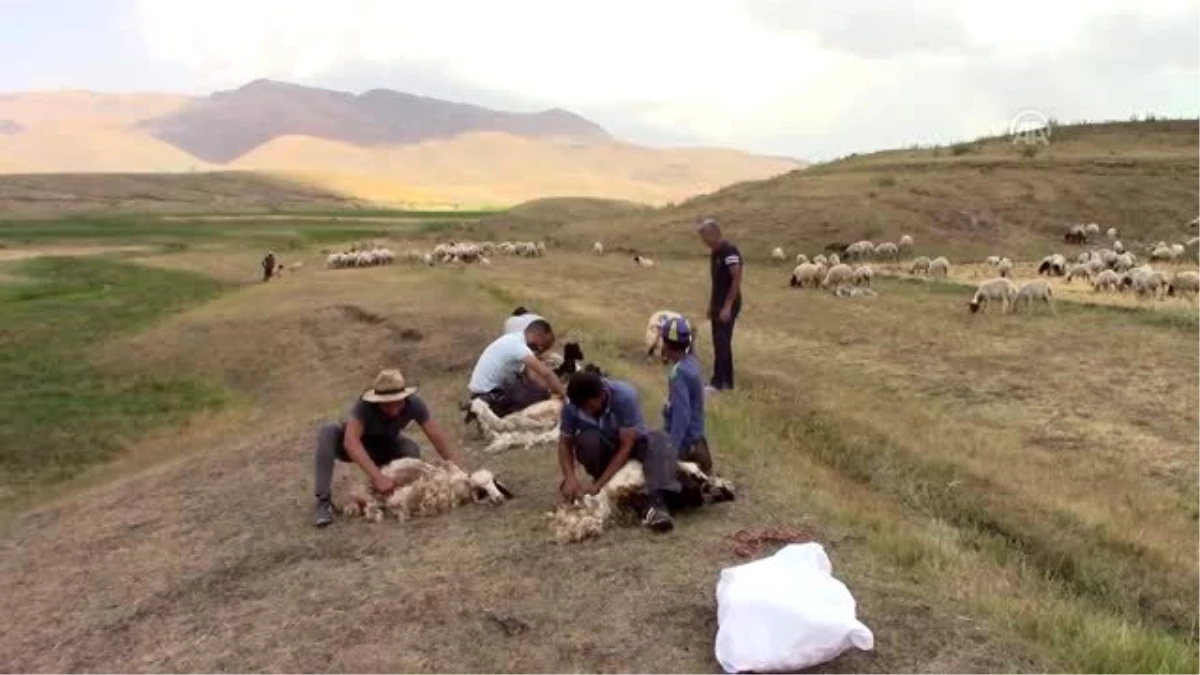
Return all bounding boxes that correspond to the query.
[714,542,874,673]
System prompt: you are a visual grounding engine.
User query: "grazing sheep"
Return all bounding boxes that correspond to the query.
[813,254,829,267]
[771,247,786,261]
[929,256,950,279]
[1037,254,1067,277]
[899,234,914,253]
[1085,258,1107,276]
[1106,227,1118,239]
[547,460,735,543]
[1112,240,1125,254]
[593,241,604,255]
[1150,245,1177,262]
[844,240,874,261]
[338,458,510,522]
[997,257,1014,278]
[851,264,874,287]
[645,310,683,360]
[1092,269,1121,292]
[968,278,1019,314]
[828,253,841,266]
[874,241,900,261]
[1171,243,1186,257]
[1013,279,1056,314]
[1064,224,1087,245]
[1065,263,1093,284]
[1128,269,1169,300]
[789,262,823,288]
[1076,251,1092,264]
[633,255,657,268]
[1167,271,1200,299]
[1084,222,1100,238]
[821,263,854,290]
[985,256,1001,267]
[910,256,931,275]
[794,253,809,265]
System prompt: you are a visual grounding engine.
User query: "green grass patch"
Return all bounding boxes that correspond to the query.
[0,257,231,493]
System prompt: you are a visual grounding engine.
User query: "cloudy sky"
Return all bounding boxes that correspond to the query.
[1,0,1196,160]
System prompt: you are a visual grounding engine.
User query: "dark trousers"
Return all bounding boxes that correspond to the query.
[313,422,421,498]
[710,309,739,390]
[474,375,551,418]
[573,429,680,495]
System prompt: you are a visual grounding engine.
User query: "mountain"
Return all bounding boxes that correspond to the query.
[0,81,797,207]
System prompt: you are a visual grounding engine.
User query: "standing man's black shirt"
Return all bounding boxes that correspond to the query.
[710,241,743,312]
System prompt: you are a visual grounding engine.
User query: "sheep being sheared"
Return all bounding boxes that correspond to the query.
[338,458,511,522]
[547,460,736,543]
[468,398,563,454]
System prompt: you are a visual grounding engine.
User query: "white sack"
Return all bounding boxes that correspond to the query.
[714,542,874,673]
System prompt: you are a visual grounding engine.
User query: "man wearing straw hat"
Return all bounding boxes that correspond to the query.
[312,368,467,527]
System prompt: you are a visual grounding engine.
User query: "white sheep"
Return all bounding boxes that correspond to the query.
[821,263,854,290]
[771,247,786,261]
[852,264,874,287]
[1112,240,1125,254]
[828,253,841,266]
[338,458,509,522]
[929,256,950,279]
[1064,263,1093,284]
[1092,269,1121,293]
[1106,227,1118,239]
[874,242,899,261]
[1128,269,1168,300]
[1150,245,1178,262]
[547,460,735,544]
[645,310,683,359]
[997,257,1014,278]
[1171,243,1186,257]
[1113,252,1136,272]
[844,240,874,261]
[968,277,1019,314]
[812,254,829,267]
[789,262,823,289]
[898,234,914,253]
[1013,279,1055,314]
[985,256,1001,267]
[1037,254,1067,277]
[468,398,562,454]
[633,255,657,268]
[1084,222,1100,238]
[593,241,604,255]
[1167,271,1200,299]
[833,286,879,298]
[1076,251,1092,264]
[794,253,809,265]
[910,256,931,275]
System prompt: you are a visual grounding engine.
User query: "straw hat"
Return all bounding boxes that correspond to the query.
[361,368,418,403]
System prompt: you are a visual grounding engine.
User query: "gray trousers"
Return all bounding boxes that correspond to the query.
[573,429,680,495]
[314,422,421,498]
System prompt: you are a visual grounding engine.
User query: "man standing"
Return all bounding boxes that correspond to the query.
[312,368,467,527]
[467,318,566,417]
[557,371,680,532]
[659,316,713,473]
[262,250,277,282]
[698,218,743,392]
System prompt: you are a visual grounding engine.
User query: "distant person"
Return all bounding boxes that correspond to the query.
[261,250,276,282]
[658,316,713,473]
[557,371,680,532]
[312,368,468,527]
[467,319,565,419]
[698,218,743,392]
[503,306,545,334]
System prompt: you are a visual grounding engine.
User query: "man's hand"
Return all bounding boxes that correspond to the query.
[371,473,397,495]
[584,482,603,496]
[560,476,583,503]
[718,306,732,324]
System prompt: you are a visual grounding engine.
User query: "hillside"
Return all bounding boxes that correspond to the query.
[548,119,1200,260]
[0,81,800,207]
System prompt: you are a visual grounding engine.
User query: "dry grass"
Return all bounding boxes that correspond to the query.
[0,240,1194,672]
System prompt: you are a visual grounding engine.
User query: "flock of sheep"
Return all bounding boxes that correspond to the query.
[325,239,547,270]
[325,246,396,269]
[782,235,919,298]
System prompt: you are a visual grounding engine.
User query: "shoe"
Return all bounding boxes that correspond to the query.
[643,506,674,533]
[704,385,720,396]
[314,497,334,527]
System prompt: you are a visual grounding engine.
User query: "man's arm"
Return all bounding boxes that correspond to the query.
[558,434,582,500]
[589,427,637,492]
[523,354,567,398]
[342,418,390,490]
[665,373,691,455]
[419,419,467,469]
[721,263,743,319]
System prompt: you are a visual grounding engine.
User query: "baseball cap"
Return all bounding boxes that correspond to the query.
[660,315,693,345]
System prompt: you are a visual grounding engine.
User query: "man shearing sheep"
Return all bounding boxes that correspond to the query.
[467,318,566,419]
[312,368,468,527]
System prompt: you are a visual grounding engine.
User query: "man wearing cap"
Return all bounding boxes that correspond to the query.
[261,250,277,282]
[659,315,713,473]
[312,368,467,527]
[558,371,680,532]
[698,218,743,392]
[467,319,565,418]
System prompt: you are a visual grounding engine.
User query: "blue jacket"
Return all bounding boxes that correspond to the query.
[663,353,705,455]
[560,379,647,446]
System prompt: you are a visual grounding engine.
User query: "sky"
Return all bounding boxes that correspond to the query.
[0,0,1196,161]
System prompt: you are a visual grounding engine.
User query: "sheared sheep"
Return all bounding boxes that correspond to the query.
[771,247,786,261]
[1167,271,1200,299]
[929,256,950,279]
[1013,279,1055,314]
[547,460,735,543]
[790,262,823,288]
[468,398,563,454]
[852,264,874,287]
[833,286,878,298]
[968,278,1019,314]
[633,255,657,268]
[338,458,511,522]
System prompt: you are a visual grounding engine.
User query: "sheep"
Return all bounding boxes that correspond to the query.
[1167,271,1200,299]
[898,234,914,253]
[547,460,735,543]
[874,241,900,261]
[1092,269,1121,292]
[1171,243,1186,258]
[1076,251,1092,264]
[338,458,511,522]
[633,255,657,268]
[1084,222,1100,238]
[833,286,879,298]
[794,253,809,265]
[1037,254,1067,277]
[1106,227,1118,239]
[1064,263,1093,284]
[468,398,563,454]
[593,241,604,255]
[929,256,950,279]
[910,256,931,275]
[790,262,823,289]
[1112,240,1125,254]
[1128,269,1169,300]
[1084,258,1107,276]
[1150,245,1177,262]
[828,253,841,266]
[771,247,786,261]
[844,240,874,261]
[645,310,683,360]
[851,264,874,287]
[968,278,1019,314]
[821,263,854,290]
[1064,224,1087,245]
[997,257,1014,278]
[422,253,434,266]
[478,256,492,266]
[985,256,1001,267]
[812,254,829,267]
[1013,279,1055,314]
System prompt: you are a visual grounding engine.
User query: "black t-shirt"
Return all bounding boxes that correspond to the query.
[710,241,743,310]
[346,395,430,451]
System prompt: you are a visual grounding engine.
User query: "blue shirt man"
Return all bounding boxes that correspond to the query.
[659,316,713,473]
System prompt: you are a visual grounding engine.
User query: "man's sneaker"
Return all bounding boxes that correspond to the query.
[704,385,720,397]
[314,497,334,527]
[643,506,674,533]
